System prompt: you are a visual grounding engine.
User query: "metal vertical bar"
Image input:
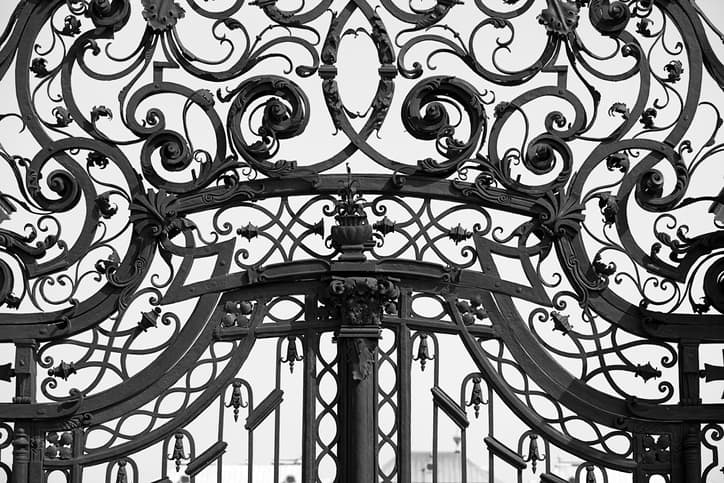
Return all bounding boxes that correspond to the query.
[338,343,349,483]
[302,295,318,483]
[461,426,467,483]
[397,290,412,483]
[217,395,224,483]
[332,277,398,483]
[678,340,701,406]
[11,340,37,483]
[432,335,439,483]
[248,389,254,483]
[27,424,43,483]
[370,336,381,481]
[678,341,701,483]
[70,428,83,483]
[682,424,701,483]
[274,338,283,483]
[338,336,378,483]
[488,386,494,483]
[248,427,254,482]
[11,424,29,483]
[459,379,467,483]
[12,340,36,404]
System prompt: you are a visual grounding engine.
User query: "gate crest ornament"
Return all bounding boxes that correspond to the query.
[0,0,723,481]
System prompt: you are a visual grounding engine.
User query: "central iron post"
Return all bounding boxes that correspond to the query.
[324,169,400,482]
[325,277,398,483]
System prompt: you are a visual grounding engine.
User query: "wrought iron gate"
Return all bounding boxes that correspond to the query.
[0,0,723,481]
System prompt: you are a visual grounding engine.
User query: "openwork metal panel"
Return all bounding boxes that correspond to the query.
[0,0,722,482]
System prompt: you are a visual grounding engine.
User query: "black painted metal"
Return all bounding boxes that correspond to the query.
[0,0,722,482]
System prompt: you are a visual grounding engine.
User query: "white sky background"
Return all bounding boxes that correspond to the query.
[0,0,723,482]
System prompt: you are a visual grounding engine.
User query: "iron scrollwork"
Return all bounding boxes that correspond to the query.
[0,0,722,481]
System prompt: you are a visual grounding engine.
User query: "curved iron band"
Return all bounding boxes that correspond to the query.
[0,241,154,342]
[674,0,724,90]
[0,241,148,342]
[462,289,721,476]
[0,253,605,420]
[0,0,38,80]
[44,298,260,467]
[43,276,685,471]
[27,261,712,470]
[0,236,151,341]
[557,233,724,342]
[483,289,662,431]
[164,258,717,428]
[0,214,153,341]
[37,279,634,471]
[0,289,221,423]
[565,149,724,340]
[160,258,550,307]
[176,174,538,217]
[457,292,641,472]
[0,238,236,421]
[560,234,724,342]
